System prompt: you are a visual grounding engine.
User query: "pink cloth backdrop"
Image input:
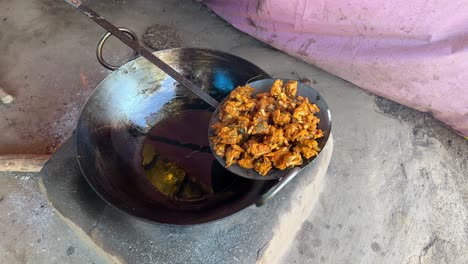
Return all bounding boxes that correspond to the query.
[204,0,468,136]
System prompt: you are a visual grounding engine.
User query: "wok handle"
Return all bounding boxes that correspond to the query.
[96,27,139,71]
[255,167,301,207]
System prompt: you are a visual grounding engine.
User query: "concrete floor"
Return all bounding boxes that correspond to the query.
[0,172,114,264]
[0,0,467,263]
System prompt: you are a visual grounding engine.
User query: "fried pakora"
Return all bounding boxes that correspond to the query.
[211,79,324,176]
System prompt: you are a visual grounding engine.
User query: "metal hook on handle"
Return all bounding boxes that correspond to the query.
[96,28,139,71]
[255,167,301,207]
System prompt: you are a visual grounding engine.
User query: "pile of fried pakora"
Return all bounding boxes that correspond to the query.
[211,79,323,176]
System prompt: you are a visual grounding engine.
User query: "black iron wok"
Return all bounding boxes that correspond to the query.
[76,48,281,225]
[76,33,332,225]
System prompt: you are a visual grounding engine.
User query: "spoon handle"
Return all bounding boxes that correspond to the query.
[63,0,220,109]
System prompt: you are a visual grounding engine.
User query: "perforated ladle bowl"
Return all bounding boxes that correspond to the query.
[209,79,332,206]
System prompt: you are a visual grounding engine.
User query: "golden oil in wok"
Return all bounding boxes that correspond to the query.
[142,143,188,197]
[141,110,237,200]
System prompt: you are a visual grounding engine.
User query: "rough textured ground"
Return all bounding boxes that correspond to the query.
[285,95,468,264]
[142,24,181,51]
[0,172,113,264]
[0,0,467,263]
